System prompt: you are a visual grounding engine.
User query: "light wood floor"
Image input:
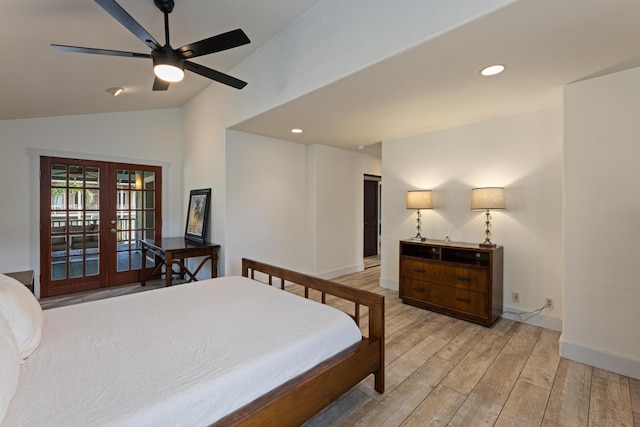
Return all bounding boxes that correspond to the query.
[363,254,381,269]
[38,266,640,426]
[305,266,640,427]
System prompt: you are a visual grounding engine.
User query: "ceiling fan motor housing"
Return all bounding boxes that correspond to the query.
[152,45,184,73]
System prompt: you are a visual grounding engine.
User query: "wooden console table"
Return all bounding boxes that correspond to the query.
[140,238,220,287]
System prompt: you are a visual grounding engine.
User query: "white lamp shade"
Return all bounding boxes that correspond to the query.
[470,187,505,210]
[406,190,433,209]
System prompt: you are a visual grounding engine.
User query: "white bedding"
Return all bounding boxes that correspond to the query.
[4,276,362,426]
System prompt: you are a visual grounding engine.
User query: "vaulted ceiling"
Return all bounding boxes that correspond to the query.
[4,0,640,157]
[1,0,321,120]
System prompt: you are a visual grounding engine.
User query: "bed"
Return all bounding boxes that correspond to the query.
[0,258,384,426]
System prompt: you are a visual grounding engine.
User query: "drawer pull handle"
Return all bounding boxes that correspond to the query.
[413,269,426,273]
[413,287,425,292]
[456,297,471,303]
[456,276,471,281]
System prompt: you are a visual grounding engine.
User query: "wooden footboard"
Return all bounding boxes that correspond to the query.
[212,259,385,427]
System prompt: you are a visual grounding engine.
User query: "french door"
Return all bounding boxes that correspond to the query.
[40,157,162,297]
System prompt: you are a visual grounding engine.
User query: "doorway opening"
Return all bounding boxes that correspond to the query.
[364,174,381,267]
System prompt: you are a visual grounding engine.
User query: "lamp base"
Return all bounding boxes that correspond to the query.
[479,242,497,248]
[411,236,426,242]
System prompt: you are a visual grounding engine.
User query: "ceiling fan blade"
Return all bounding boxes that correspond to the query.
[184,61,247,89]
[153,77,170,91]
[178,29,250,59]
[51,44,151,59]
[94,0,160,50]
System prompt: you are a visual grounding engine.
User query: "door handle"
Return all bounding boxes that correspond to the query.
[456,297,471,303]
[110,228,117,233]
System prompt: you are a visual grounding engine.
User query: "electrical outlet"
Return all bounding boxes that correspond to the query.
[545,297,554,310]
[512,291,520,303]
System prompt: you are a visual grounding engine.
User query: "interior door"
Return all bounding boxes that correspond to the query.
[364,177,380,257]
[40,157,162,297]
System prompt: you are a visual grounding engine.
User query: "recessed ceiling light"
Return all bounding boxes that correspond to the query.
[106,87,125,96]
[291,128,303,134]
[480,64,505,76]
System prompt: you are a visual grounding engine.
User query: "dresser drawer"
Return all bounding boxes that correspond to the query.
[440,265,488,293]
[400,277,431,301]
[430,284,487,317]
[401,259,438,282]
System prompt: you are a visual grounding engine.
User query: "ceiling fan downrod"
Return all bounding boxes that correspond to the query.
[154,0,174,46]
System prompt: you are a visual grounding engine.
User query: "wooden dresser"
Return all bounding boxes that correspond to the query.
[399,239,503,326]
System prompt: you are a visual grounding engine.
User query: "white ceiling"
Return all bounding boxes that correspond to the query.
[232,0,640,156]
[4,0,640,159]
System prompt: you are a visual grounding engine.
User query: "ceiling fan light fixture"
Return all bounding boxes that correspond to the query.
[152,48,184,82]
[154,64,184,82]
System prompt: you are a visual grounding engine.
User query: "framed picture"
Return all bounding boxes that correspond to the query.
[184,188,211,243]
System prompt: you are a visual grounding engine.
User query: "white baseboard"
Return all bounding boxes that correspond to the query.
[372,280,564,331]
[560,335,640,380]
[375,285,563,331]
[317,264,363,280]
[379,277,398,291]
[501,304,562,331]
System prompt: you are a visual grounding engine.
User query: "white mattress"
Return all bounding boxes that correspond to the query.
[4,276,362,426]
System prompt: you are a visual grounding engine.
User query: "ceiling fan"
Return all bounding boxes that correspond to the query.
[52,0,250,91]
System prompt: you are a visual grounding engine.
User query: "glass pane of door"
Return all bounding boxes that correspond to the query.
[115,169,157,272]
[49,163,101,282]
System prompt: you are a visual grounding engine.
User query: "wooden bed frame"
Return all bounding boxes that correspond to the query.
[213,258,385,426]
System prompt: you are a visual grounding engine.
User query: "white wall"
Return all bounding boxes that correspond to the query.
[225,130,308,274]
[181,0,516,275]
[224,132,381,277]
[381,108,563,330]
[563,67,640,379]
[0,109,183,295]
[310,144,382,278]
[181,86,235,276]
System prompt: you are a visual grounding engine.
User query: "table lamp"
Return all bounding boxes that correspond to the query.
[406,190,433,241]
[470,187,505,247]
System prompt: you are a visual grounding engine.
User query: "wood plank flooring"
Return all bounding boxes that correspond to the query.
[38,264,640,426]
[305,267,640,427]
